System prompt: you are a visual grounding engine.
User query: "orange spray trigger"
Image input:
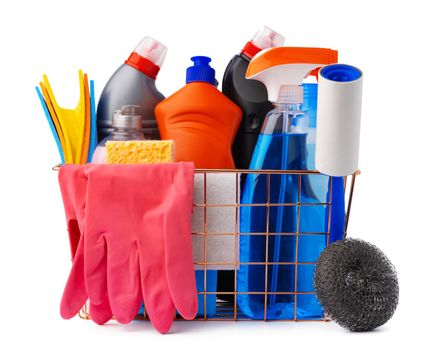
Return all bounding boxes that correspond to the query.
[245,47,338,101]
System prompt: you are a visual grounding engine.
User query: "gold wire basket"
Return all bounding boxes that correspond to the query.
[55,166,358,322]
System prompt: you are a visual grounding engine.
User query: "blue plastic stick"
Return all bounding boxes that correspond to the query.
[35,86,65,164]
[270,132,288,306]
[88,80,98,162]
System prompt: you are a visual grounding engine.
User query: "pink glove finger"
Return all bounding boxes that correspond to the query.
[60,235,88,319]
[84,234,108,306]
[140,265,175,333]
[139,230,175,334]
[106,238,142,324]
[164,210,197,320]
[89,295,113,325]
[60,234,113,325]
[164,163,197,320]
[83,165,117,306]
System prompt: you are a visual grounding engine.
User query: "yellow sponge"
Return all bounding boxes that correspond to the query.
[106,140,175,164]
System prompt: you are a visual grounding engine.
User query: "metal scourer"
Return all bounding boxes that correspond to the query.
[314,239,399,332]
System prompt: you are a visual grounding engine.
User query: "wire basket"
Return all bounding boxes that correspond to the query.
[55,166,358,322]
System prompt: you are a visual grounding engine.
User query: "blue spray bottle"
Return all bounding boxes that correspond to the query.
[237,47,340,320]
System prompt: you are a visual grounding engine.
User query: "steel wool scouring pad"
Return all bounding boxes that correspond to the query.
[314,239,399,332]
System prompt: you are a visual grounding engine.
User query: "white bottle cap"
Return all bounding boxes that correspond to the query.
[251,26,285,50]
[134,36,167,67]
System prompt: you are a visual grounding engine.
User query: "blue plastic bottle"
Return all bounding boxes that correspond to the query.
[236,47,344,320]
[238,86,326,320]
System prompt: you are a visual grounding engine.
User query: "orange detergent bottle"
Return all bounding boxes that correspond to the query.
[155,56,242,169]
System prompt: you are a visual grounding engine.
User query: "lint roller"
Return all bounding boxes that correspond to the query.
[315,64,363,176]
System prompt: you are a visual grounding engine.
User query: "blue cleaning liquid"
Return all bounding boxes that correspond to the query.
[238,132,327,320]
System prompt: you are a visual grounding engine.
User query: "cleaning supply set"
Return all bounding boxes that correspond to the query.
[37,26,399,333]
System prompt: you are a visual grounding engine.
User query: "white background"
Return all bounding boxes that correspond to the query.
[1,0,442,348]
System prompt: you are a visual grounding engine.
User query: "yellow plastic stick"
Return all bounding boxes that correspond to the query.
[43,71,85,164]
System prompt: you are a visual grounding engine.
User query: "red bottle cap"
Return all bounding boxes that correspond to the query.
[124,36,167,79]
[242,26,285,59]
[125,52,160,79]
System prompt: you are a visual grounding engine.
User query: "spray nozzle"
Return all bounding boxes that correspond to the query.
[246,47,338,102]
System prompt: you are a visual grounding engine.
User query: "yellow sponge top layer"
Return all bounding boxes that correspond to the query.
[106,140,175,164]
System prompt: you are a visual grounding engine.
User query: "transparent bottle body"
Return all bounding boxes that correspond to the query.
[91,128,145,164]
[239,103,326,320]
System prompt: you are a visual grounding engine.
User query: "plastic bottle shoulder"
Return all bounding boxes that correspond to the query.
[157,82,241,116]
[223,55,269,104]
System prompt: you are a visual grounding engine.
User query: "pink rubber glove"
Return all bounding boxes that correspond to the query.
[80,163,197,333]
[58,165,113,325]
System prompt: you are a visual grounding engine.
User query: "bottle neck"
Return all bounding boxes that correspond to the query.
[274,85,304,107]
[125,52,160,79]
[241,41,262,59]
[111,127,145,141]
[269,102,307,135]
[239,52,251,61]
[273,101,303,112]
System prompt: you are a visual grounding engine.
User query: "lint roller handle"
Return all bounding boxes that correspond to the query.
[315,64,363,176]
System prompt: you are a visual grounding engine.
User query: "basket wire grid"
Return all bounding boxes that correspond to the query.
[57,168,358,322]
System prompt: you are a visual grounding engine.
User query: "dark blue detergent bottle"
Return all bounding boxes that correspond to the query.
[222,26,284,170]
[96,36,167,141]
[219,26,284,302]
[237,47,344,320]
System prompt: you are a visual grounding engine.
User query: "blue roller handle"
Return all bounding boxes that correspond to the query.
[327,176,345,243]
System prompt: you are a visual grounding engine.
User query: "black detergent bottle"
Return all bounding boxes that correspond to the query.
[222,26,284,170]
[218,26,284,302]
[96,36,167,141]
